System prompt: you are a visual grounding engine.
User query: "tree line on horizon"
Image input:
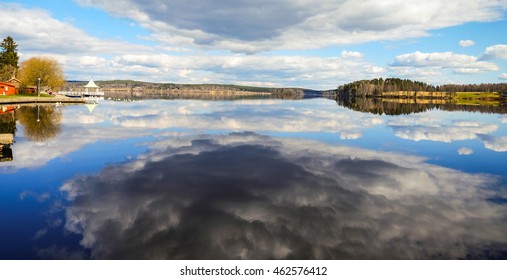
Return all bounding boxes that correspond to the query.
[337,78,507,96]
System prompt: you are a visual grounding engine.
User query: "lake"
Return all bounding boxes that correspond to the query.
[1,97,506,259]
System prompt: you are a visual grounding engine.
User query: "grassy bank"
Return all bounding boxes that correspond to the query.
[453,92,501,106]
[0,93,54,99]
[453,92,499,99]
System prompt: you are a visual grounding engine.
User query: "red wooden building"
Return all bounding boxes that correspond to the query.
[0,81,18,95]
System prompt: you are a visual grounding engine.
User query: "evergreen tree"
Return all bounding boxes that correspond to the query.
[0,36,19,69]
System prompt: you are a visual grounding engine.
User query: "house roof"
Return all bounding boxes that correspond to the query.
[0,81,15,87]
[7,77,21,84]
[84,78,99,88]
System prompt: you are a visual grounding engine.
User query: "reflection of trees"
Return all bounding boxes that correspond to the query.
[337,96,431,115]
[0,110,16,162]
[0,145,12,162]
[0,111,16,134]
[337,96,507,115]
[16,105,62,142]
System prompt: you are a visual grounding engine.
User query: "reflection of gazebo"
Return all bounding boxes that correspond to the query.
[83,78,104,97]
[85,103,98,113]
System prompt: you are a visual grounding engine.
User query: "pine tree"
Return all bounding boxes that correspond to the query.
[0,36,19,69]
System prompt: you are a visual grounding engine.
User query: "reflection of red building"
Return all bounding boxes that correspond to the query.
[0,81,18,95]
[1,105,19,114]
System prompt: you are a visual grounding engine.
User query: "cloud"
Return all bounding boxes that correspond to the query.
[0,3,158,84]
[459,40,475,47]
[0,103,150,171]
[32,229,48,240]
[391,51,499,73]
[19,191,51,202]
[61,133,507,259]
[1,3,148,56]
[340,131,362,140]
[480,44,507,60]
[1,99,385,171]
[78,56,108,67]
[388,66,444,83]
[76,0,507,53]
[8,2,504,87]
[5,98,506,174]
[388,115,507,153]
[500,73,507,80]
[107,53,385,88]
[0,3,387,88]
[458,147,474,155]
[341,51,364,59]
[479,135,507,152]
[36,245,87,260]
[390,121,498,143]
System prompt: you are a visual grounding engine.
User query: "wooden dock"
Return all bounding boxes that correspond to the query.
[0,96,85,105]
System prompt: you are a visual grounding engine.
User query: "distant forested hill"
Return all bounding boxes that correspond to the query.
[337,78,507,96]
[63,80,308,99]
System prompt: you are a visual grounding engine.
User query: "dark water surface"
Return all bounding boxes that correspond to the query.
[1,98,506,259]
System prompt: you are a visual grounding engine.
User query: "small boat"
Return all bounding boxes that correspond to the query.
[64,92,83,98]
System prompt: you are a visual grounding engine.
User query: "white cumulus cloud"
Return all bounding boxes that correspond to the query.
[60,133,507,259]
[5,2,507,86]
[107,53,385,89]
[391,51,499,75]
[78,56,108,67]
[479,135,507,152]
[480,44,507,60]
[1,4,149,57]
[341,51,364,59]
[339,131,363,140]
[76,0,507,53]
[459,40,475,47]
[458,147,474,155]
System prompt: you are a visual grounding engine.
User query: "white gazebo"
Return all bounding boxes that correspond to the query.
[83,78,104,96]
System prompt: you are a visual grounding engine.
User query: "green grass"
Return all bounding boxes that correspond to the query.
[454,92,500,99]
[452,92,501,106]
[455,99,500,106]
[0,93,54,99]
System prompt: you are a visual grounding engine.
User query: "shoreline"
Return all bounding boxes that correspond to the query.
[0,95,86,104]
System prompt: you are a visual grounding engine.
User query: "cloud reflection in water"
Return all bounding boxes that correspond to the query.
[61,133,507,259]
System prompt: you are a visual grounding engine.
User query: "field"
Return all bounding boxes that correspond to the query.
[453,92,501,106]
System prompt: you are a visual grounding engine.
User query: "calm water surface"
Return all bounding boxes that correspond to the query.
[1,98,506,259]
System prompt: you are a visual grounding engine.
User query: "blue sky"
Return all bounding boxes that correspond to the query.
[2,0,507,89]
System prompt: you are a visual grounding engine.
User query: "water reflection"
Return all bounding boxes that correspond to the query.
[3,99,507,173]
[0,145,12,162]
[337,96,507,115]
[61,133,507,259]
[16,105,62,142]
[0,105,63,164]
[0,106,16,162]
